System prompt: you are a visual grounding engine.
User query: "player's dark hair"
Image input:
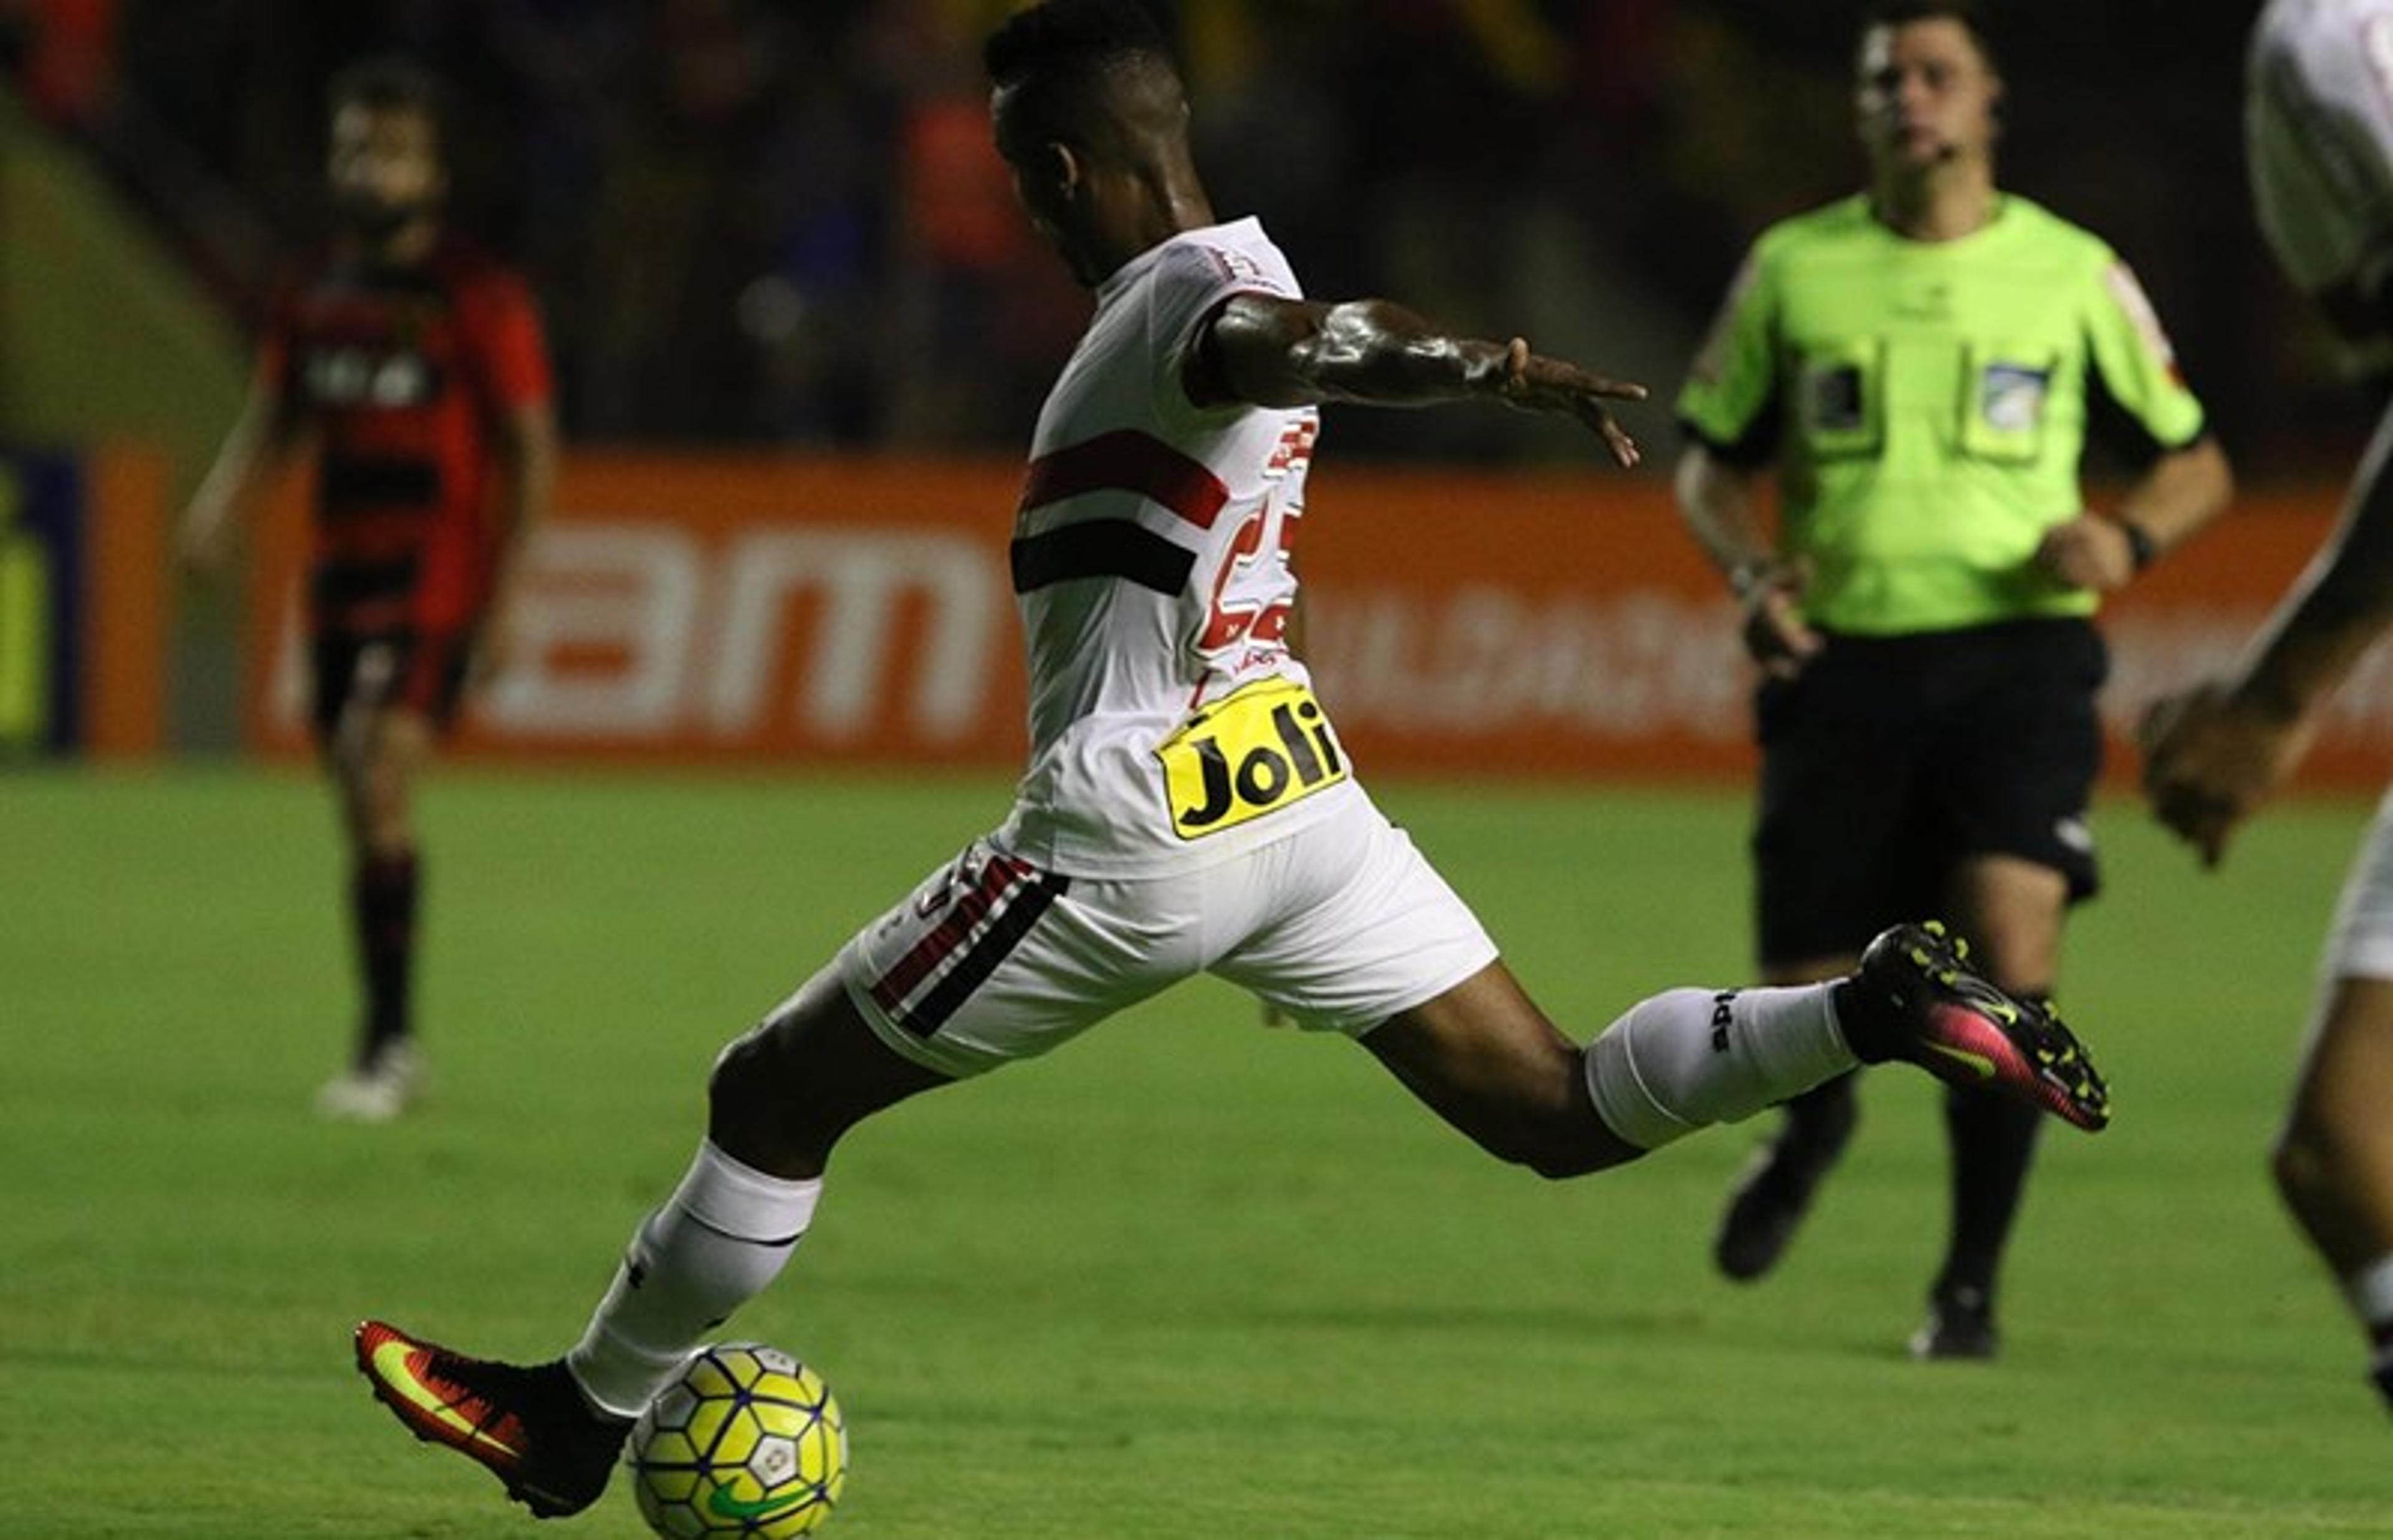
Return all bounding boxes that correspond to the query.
[1861,0,2000,74]
[984,0,1177,90]
[327,56,447,148]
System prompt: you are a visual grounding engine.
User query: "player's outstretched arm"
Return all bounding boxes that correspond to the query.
[2145,422,2393,865]
[1196,295,1647,467]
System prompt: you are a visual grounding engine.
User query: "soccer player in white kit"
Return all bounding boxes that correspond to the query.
[2146,0,2393,1414]
[351,1,2111,1517]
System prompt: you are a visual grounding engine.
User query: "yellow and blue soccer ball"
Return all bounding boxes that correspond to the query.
[626,1343,847,1538]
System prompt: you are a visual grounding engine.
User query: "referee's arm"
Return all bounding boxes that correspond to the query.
[2034,434,2233,592]
[1675,442,1821,678]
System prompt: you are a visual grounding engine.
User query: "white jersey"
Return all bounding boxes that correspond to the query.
[2250,0,2393,352]
[993,217,1361,877]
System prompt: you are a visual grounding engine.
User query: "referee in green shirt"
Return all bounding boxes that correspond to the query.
[1673,0,2233,1358]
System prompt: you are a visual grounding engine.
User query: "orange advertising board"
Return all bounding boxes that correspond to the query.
[244,454,2385,789]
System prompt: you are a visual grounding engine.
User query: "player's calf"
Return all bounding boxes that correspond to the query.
[1583,921,2107,1158]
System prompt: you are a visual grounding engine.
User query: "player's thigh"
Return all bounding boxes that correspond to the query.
[2287,975,2393,1158]
[1752,641,1927,966]
[2321,789,2393,986]
[319,656,439,849]
[1206,797,1496,1038]
[835,837,1202,1080]
[1931,620,2104,913]
[2294,799,2393,1126]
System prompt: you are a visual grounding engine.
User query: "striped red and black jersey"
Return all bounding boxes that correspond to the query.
[261,237,552,640]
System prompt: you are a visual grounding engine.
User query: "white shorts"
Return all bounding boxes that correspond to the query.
[835,792,1499,1078]
[2324,786,2393,981]
[2248,0,2393,298]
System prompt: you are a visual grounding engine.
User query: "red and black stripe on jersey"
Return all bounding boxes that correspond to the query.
[1009,429,1231,596]
[264,239,550,642]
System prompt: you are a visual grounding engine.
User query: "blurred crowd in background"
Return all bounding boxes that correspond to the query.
[0,0,2341,473]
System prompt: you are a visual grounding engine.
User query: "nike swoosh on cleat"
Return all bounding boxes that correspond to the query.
[1921,1040,1997,1080]
[707,1485,818,1523]
[370,1340,523,1463]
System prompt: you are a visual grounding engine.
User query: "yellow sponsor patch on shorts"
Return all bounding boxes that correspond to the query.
[1156,677,1349,840]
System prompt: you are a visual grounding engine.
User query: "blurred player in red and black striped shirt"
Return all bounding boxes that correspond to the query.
[181,58,558,1121]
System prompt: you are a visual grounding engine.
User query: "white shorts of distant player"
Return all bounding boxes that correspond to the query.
[2325,788,2393,980]
[2249,0,2393,359]
[835,792,1499,1078]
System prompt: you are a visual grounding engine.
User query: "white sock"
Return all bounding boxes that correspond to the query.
[2343,1253,2393,1364]
[565,1141,823,1418]
[1587,984,1858,1151]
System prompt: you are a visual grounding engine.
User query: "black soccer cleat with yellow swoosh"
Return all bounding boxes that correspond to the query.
[1847,921,2111,1133]
[355,1320,631,1519]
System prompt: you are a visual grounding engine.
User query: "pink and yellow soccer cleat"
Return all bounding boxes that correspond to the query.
[1851,921,2111,1132]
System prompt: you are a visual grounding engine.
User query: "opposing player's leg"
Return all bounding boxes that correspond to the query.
[1912,852,2067,1359]
[2276,979,2393,1308]
[1712,956,1861,1281]
[317,652,440,1120]
[2274,801,2393,1407]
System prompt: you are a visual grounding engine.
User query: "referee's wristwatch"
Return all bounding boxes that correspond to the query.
[2121,519,2161,574]
[1728,558,1787,604]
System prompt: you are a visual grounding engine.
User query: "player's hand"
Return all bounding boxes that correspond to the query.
[176,508,229,580]
[1489,337,1648,470]
[1737,562,1822,679]
[2139,680,2316,868]
[470,601,527,688]
[2033,514,2137,592]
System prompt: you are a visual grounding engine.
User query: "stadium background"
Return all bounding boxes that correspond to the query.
[12,4,2393,1538]
[4,0,2376,780]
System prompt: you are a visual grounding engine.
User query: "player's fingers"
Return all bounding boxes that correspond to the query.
[1511,351,1649,402]
[1579,376,1650,401]
[1587,405,1640,468]
[1502,338,1531,392]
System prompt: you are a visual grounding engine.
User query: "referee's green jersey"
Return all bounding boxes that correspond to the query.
[1676,194,2208,636]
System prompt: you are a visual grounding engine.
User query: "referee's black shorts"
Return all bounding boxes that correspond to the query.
[1752,616,2106,968]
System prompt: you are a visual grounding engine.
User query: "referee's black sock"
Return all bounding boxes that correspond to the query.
[1934,1005,2048,1304]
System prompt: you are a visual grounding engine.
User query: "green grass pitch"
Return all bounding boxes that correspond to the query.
[6,766,2392,1538]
